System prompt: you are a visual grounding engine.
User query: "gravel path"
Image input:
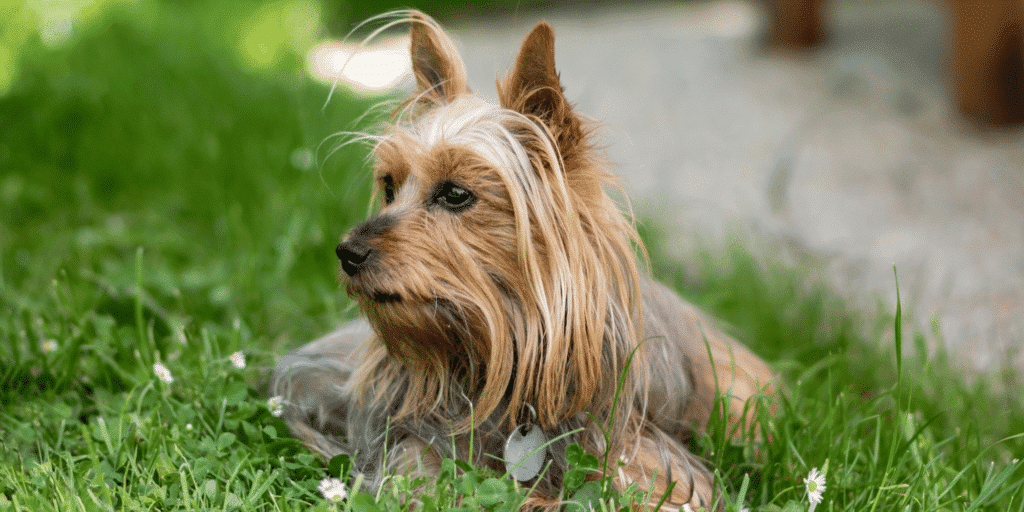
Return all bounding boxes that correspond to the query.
[439,0,1024,372]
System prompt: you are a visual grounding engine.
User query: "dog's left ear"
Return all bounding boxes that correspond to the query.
[499,22,584,161]
[410,11,470,102]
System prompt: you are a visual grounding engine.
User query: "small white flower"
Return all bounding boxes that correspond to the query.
[186,423,194,431]
[267,395,285,417]
[318,477,348,502]
[805,466,826,511]
[153,363,174,384]
[41,340,58,353]
[229,351,246,369]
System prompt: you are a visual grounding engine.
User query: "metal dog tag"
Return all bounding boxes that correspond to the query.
[504,424,547,481]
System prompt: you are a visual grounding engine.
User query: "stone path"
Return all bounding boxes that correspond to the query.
[448,0,1024,373]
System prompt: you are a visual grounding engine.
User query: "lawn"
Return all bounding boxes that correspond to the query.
[2,1,1022,510]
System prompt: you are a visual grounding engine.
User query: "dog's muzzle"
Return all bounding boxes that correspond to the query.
[335,214,395,277]
[335,240,372,277]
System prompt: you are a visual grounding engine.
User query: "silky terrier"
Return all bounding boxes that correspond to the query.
[273,12,777,510]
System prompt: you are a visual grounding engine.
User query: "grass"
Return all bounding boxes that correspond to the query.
[2,1,1023,510]
[644,234,1024,511]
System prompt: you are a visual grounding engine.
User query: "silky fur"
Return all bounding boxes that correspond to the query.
[272,12,777,510]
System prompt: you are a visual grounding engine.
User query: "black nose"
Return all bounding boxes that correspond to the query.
[336,215,394,277]
[336,240,372,277]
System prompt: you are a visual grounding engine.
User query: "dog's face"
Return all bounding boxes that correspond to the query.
[335,14,642,428]
[337,109,519,367]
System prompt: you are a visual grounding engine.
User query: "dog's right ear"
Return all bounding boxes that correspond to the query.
[499,21,564,120]
[409,11,470,102]
[499,21,586,172]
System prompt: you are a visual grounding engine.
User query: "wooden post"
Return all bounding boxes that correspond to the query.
[765,0,826,48]
[949,0,1024,125]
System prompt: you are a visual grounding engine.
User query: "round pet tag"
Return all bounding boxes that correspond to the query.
[503,424,547,481]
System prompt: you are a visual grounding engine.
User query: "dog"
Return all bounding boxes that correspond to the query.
[272,12,777,510]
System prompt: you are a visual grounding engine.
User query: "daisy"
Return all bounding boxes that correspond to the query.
[318,477,348,502]
[267,395,285,417]
[229,351,246,369]
[805,466,826,511]
[153,363,174,384]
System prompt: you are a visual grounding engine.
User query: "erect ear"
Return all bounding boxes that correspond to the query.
[409,11,470,102]
[499,22,584,160]
[500,21,564,116]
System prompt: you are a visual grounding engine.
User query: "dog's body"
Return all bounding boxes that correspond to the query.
[273,12,776,509]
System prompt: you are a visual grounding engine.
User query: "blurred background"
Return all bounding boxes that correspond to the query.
[2,0,1022,376]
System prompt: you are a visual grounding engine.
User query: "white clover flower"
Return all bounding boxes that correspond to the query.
[267,395,285,417]
[153,363,174,384]
[229,351,246,369]
[41,340,58,353]
[318,477,348,502]
[186,423,194,431]
[805,466,827,511]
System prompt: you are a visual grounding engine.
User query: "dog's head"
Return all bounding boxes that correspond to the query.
[336,12,645,429]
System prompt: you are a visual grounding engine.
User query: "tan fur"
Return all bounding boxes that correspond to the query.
[273,12,777,510]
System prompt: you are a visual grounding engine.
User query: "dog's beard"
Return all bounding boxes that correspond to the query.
[354,280,495,384]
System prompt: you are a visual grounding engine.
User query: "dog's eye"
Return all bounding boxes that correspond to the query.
[381,175,397,204]
[435,182,475,212]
